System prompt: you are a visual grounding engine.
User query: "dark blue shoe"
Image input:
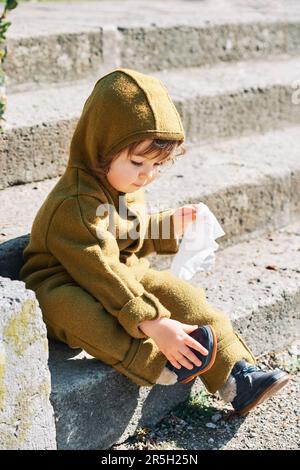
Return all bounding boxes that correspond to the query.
[165,325,217,384]
[231,360,290,416]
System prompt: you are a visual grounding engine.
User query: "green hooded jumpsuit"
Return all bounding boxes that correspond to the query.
[19,68,255,392]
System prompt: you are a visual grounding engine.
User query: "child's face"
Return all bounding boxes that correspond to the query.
[106,139,165,193]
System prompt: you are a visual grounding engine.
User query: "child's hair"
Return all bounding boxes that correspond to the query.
[91,139,186,177]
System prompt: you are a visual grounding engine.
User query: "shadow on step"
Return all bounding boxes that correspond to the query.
[0,234,29,280]
[48,338,195,450]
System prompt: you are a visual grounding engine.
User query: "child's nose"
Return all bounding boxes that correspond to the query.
[139,167,157,179]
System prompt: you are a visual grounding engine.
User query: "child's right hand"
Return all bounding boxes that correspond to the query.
[173,204,198,238]
[138,317,208,370]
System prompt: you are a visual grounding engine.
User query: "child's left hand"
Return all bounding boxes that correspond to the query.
[173,204,198,238]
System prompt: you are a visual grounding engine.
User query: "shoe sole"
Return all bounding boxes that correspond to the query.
[236,373,290,417]
[179,325,217,384]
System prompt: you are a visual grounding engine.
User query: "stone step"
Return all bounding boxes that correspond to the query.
[2,56,300,190]
[48,221,300,449]
[1,126,300,280]
[5,0,300,90]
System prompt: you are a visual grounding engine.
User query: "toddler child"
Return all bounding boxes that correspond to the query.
[19,68,289,417]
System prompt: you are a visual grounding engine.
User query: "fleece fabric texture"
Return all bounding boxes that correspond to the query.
[19,68,255,390]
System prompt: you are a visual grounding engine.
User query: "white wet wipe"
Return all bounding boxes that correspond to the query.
[170,202,225,281]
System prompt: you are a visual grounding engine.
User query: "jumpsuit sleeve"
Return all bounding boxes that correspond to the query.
[132,188,180,258]
[46,196,171,339]
[137,210,180,257]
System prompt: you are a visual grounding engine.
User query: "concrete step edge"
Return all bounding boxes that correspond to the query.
[1,125,299,252]
[6,0,300,89]
[2,56,300,190]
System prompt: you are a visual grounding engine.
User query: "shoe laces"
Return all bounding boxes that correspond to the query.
[233,362,259,379]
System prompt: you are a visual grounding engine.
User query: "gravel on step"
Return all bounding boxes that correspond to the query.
[111,341,300,450]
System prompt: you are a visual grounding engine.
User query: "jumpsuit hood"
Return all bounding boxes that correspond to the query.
[67,68,185,178]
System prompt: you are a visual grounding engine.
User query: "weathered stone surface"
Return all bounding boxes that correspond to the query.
[5,31,105,91]
[3,57,300,190]
[0,278,56,449]
[49,341,196,450]
[5,0,300,88]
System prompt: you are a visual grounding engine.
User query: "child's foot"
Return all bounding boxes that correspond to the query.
[156,325,217,385]
[221,360,290,417]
